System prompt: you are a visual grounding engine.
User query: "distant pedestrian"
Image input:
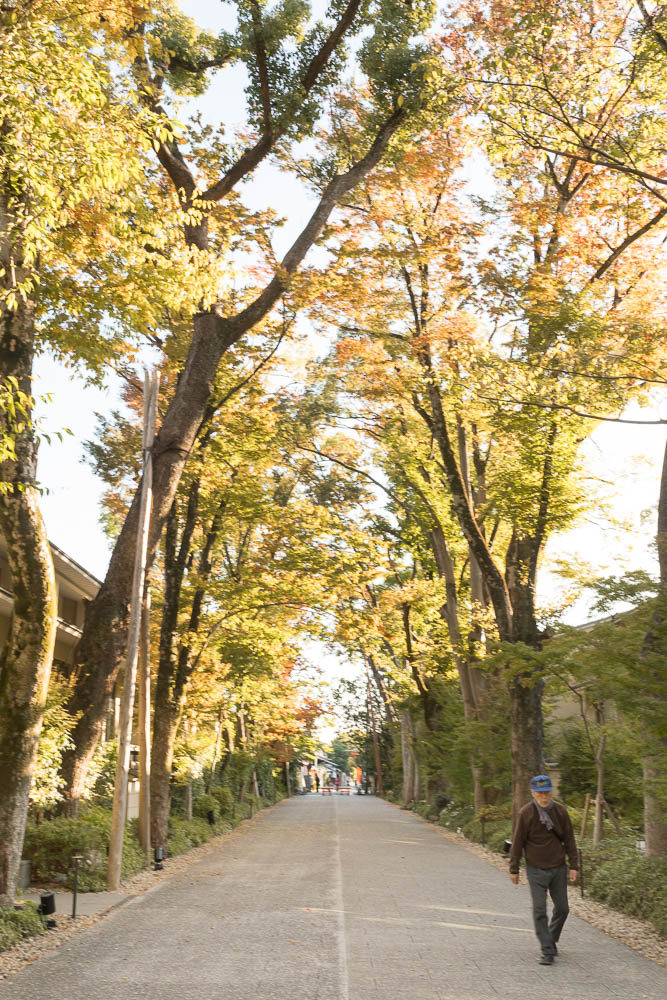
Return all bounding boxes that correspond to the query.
[509,775,578,966]
[314,772,320,793]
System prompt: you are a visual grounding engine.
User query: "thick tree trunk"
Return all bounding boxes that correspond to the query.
[400,709,419,805]
[62,323,222,812]
[150,700,180,852]
[509,676,545,818]
[0,296,58,905]
[149,486,199,848]
[429,524,494,809]
[641,438,667,856]
[62,110,407,804]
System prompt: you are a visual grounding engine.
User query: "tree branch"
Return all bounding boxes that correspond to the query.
[203,0,363,203]
[217,107,407,349]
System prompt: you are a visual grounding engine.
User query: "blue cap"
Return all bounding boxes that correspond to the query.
[531,774,553,791]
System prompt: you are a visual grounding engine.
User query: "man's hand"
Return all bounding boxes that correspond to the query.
[510,873,519,885]
[569,869,578,884]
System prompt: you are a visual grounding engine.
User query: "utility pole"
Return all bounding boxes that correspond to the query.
[108,369,158,889]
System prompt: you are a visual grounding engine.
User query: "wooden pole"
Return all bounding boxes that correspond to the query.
[602,797,623,836]
[137,584,152,860]
[108,369,158,890]
[580,793,591,840]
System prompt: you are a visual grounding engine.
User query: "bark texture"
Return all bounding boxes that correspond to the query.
[400,709,421,805]
[0,291,57,905]
[640,438,667,856]
[151,486,224,848]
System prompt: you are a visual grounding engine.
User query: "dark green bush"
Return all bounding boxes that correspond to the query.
[413,800,439,821]
[213,786,234,818]
[0,903,45,953]
[485,821,514,854]
[23,807,147,890]
[584,839,667,936]
[438,802,475,830]
[167,817,222,856]
[192,793,219,823]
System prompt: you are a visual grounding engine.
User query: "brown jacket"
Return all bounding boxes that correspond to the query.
[509,800,578,874]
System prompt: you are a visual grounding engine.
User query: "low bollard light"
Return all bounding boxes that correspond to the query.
[39,890,57,928]
[154,846,164,871]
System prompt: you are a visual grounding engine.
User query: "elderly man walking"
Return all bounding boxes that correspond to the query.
[509,774,579,965]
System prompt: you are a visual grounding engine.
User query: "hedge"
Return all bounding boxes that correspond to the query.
[0,903,45,953]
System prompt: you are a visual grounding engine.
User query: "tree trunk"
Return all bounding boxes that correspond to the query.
[401,709,419,805]
[428,524,493,809]
[150,700,180,852]
[62,112,407,804]
[367,667,383,795]
[137,585,152,859]
[505,529,545,815]
[62,322,222,812]
[149,488,198,848]
[0,294,58,905]
[205,702,225,794]
[641,437,667,855]
[509,676,545,819]
[593,705,606,847]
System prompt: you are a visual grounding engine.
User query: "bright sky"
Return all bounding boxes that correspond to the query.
[32,1,667,703]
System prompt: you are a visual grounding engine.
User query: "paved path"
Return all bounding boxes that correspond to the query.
[2,795,665,999]
[21,888,129,918]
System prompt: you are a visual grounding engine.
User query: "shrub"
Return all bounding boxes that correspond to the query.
[438,802,475,830]
[23,807,148,891]
[235,801,253,821]
[0,903,45,953]
[167,817,226,856]
[413,800,439,821]
[584,839,667,937]
[83,740,118,808]
[486,821,514,854]
[192,793,219,823]
[213,786,234,818]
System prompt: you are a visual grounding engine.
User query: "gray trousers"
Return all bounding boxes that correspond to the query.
[525,862,569,956]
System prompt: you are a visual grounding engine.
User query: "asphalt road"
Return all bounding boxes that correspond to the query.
[2,795,665,1000]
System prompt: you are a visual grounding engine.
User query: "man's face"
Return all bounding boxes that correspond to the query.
[532,789,553,807]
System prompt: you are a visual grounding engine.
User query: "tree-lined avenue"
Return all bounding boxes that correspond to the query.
[1,796,664,1000]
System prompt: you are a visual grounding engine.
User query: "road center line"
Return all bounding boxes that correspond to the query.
[332,795,350,1000]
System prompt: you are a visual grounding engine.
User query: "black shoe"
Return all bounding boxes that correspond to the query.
[538,955,554,966]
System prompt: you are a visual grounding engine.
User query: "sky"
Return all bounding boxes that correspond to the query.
[31,0,667,709]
